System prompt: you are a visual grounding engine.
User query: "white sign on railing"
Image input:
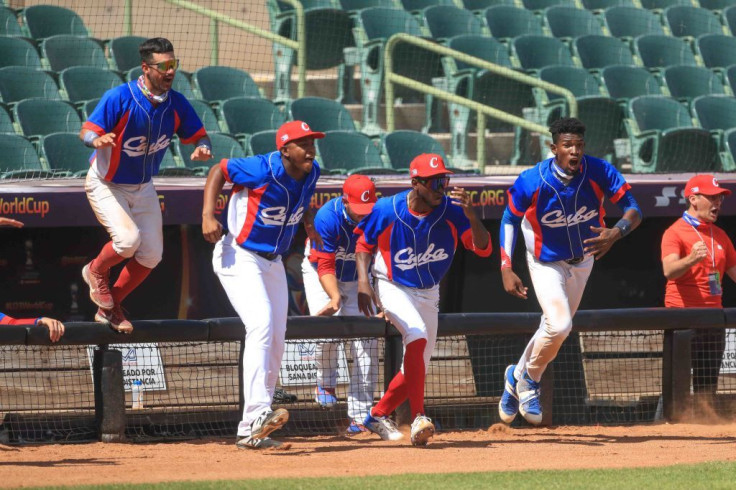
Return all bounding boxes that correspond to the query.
[87,343,167,391]
[721,329,736,374]
[280,341,349,387]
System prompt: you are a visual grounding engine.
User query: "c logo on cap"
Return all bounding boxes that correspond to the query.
[429,157,439,168]
[301,122,310,131]
[361,190,370,202]
[713,178,720,187]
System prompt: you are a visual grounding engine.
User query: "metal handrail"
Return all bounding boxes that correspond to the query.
[383,33,578,172]
[163,0,306,98]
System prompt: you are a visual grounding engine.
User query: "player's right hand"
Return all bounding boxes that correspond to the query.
[0,217,23,228]
[357,280,376,317]
[37,317,65,343]
[689,241,708,264]
[316,297,341,317]
[202,215,223,243]
[501,269,528,299]
[93,132,117,148]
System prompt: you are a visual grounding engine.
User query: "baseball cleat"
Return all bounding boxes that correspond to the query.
[95,306,133,334]
[250,408,289,440]
[499,364,519,424]
[314,385,337,408]
[345,420,369,435]
[82,263,114,309]
[410,414,435,446]
[236,436,291,450]
[517,370,543,425]
[363,411,403,441]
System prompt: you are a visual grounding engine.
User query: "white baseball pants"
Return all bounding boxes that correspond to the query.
[375,278,439,370]
[514,252,594,382]
[213,234,288,438]
[85,169,163,269]
[301,259,378,422]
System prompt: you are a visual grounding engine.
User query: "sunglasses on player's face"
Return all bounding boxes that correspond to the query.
[416,175,451,191]
[147,59,180,72]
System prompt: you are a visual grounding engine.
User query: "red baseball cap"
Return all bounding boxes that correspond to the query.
[276,120,325,150]
[409,153,453,179]
[684,174,732,198]
[343,174,377,215]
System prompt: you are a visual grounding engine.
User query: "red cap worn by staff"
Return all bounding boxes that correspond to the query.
[343,174,377,215]
[409,153,453,179]
[276,120,325,149]
[684,174,732,198]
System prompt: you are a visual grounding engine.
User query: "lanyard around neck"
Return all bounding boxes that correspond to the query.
[683,212,715,269]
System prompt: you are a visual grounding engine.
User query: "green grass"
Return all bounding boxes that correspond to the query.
[34,461,736,490]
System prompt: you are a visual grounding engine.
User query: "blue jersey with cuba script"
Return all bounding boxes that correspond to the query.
[221,151,320,256]
[356,190,492,289]
[501,155,632,263]
[82,81,206,184]
[305,197,361,282]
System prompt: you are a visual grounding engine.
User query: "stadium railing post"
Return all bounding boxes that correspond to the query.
[662,329,692,422]
[93,346,126,442]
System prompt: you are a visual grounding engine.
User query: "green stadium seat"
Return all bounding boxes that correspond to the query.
[725,65,736,94]
[108,36,147,72]
[602,6,667,39]
[267,0,354,103]
[21,5,90,40]
[0,104,14,134]
[536,66,624,162]
[219,97,284,148]
[157,145,194,177]
[700,0,736,9]
[59,66,123,104]
[692,95,736,165]
[722,126,736,170]
[340,0,400,11]
[661,65,725,104]
[187,99,221,134]
[633,35,699,71]
[0,37,42,69]
[422,5,486,42]
[696,34,736,69]
[0,6,22,37]
[248,130,278,156]
[600,65,663,100]
[463,0,517,11]
[41,35,108,72]
[624,95,722,172]
[544,6,608,40]
[289,96,357,132]
[191,66,260,106]
[176,132,245,175]
[0,66,60,104]
[317,130,391,174]
[275,0,334,10]
[640,0,693,9]
[483,6,545,41]
[522,0,578,11]
[127,67,197,101]
[352,7,442,135]
[383,129,449,170]
[41,131,92,177]
[81,98,101,119]
[664,6,729,38]
[723,5,736,33]
[512,35,577,73]
[401,0,455,12]
[13,99,82,139]
[582,0,639,10]
[573,35,638,71]
[0,133,54,179]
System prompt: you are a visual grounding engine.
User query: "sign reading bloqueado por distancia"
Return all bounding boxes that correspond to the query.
[280,341,349,386]
[87,343,167,391]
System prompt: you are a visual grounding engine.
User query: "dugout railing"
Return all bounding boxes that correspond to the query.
[0,309,734,444]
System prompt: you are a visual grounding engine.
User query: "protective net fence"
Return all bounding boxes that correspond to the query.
[1,0,734,180]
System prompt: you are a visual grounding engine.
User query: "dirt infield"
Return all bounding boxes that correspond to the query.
[1,423,735,488]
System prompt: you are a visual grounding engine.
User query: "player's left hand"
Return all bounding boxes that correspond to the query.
[37,317,65,343]
[316,296,341,316]
[190,145,212,162]
[449,187,474,217]
[583,226,620,260]
[0,217,24,228]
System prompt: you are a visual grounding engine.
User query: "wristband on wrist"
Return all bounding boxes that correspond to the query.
[83,131,99,148]
[196,138,212,151]
[614,218,632,238]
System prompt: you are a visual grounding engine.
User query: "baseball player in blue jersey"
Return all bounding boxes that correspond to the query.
[79,38,211,333]
[202,120,323,450]
[498,118,642,425]
[302,175,378,434]
[355,154,492,446]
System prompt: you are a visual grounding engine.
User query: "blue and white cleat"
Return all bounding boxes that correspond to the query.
[314,385,337,408]
[498,364,519,424]
[363,411,404,441]
[516,370,543,425]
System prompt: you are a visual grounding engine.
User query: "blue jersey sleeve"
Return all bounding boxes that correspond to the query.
[355,196,395,246]
[313,204,340,254]
[220,155,269,188]
[86,84,127,135]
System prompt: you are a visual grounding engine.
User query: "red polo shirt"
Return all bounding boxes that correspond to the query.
[661,217,736,307]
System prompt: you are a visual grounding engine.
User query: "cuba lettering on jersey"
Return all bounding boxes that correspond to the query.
[221,151,320,256]
[0,312,35,325]
[82,81,207,184]
[305,197,360,282]
[504,156,630,262]
[356,190,491,289]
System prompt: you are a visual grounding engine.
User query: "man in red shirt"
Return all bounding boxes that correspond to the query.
[661,174,736,402]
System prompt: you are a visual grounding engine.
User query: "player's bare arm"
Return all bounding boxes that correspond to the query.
[0,217,23,228]
[316,273,341,316]
[201,163,225,244]
[356,251,376,317]
[449,187,490,250]
[502,268,528,300]
[190,136,213,161]
[79,129,117,148]
[37,317,65,343]
[303,208,324,251]
[662,242,709,280]
[583,207,642,260]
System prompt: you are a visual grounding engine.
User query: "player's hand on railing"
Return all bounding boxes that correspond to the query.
[501,268,528,299]
[316,296,341,316]
[0,217,23,228]
[37,317,65,343]
[357,279,377,317]
[584,226,620,260]
[93,132,117,148]
[190,145,212,161]
[201,214,223,243]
